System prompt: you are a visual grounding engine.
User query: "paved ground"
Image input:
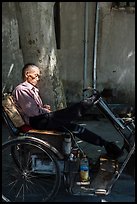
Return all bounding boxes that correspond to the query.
[2,116,135,202]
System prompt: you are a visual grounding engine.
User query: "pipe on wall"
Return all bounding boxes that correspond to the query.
[83,2,89,99]
[92,2,99,90]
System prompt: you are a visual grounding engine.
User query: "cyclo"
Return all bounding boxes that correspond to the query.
[2,89,135,202]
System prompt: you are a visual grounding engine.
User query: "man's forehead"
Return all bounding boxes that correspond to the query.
[28,66,40,73]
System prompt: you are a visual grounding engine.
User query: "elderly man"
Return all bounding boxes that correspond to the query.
[12,63,123,159]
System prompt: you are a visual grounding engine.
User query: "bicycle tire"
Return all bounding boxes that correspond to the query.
[2,136,61,202]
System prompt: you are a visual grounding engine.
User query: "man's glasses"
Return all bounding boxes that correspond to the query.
[29,74,41,79]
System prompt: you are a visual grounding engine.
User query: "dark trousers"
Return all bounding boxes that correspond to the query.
[29,102,105,147]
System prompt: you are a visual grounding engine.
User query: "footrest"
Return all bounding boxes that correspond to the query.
[90,155,119,195]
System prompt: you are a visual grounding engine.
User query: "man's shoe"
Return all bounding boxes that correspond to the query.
[88,89,100,100]
[82,90,100,107]
[104,142,123,159]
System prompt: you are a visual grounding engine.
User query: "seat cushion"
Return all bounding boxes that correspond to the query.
[2,94,25,127]
[20,124,33,132]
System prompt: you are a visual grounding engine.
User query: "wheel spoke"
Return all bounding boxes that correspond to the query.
[2,137,61,202]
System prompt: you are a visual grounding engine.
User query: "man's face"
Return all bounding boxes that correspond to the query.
[25,66,41,87]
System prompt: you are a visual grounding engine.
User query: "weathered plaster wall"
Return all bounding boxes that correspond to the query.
[58,2,135,106]
[2,2,135,107]
[97,3,135,106]
[2,2,24,93]
[58,2,96,103]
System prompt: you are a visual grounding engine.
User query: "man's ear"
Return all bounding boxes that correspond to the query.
[25,71,30,78]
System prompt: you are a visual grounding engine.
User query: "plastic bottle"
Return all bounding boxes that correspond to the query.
[71,147,79,161]
[62,136,71,155]
[80,154,89,182]
[68,147,80,173]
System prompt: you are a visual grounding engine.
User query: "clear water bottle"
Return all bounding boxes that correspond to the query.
[68,147,80,173]
[62,136,71,155]
[70,147,79,161]
[80,154,89,182]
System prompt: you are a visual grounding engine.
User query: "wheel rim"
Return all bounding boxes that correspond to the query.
[2,139,61,202]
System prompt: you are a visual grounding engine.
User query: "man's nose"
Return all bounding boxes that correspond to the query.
[36,76,40,80]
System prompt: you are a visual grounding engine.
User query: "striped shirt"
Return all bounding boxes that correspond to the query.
[12,81,49,125]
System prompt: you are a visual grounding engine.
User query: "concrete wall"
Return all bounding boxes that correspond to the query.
[2,2,135,108]
[58,2,96,103]
[97,3,135,106]
[2,2,24,93]
[58,2,135,106]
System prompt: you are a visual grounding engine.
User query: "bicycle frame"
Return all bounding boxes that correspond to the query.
[65,95,135,196]
[95,97,135,147]
[88,96,135,194]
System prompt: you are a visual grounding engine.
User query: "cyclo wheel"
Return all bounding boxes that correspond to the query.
[2,136,61,202]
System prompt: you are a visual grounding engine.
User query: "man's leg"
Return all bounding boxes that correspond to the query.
[47,95,98,127]
[29,102,83,130]
[30,94,98,130]
[63,123,106,146]
[64,123,123,159]
[30,116,123,159]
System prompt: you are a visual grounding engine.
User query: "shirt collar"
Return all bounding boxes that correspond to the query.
[22,81,39,92]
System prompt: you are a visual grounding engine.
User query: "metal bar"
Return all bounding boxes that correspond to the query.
[92,2,99,89]
[95,97,125,129]
[83,2,89,99]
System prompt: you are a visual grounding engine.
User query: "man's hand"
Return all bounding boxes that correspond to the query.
[43,104,51,112]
